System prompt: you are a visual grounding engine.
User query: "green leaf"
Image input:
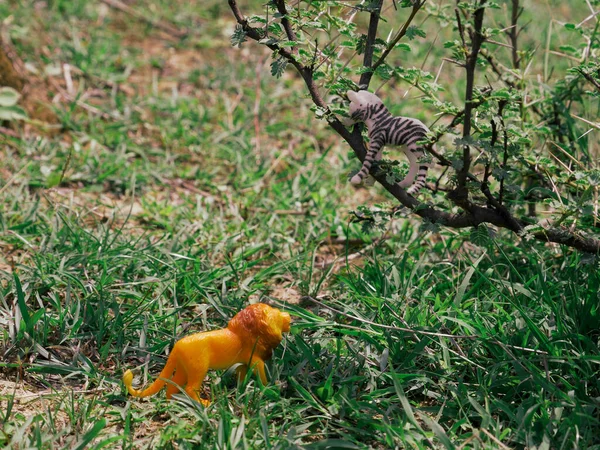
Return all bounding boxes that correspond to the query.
[0,87,20,107]
[454,251,486,307]
[47,172,62,188]
[14,273,30,331]
[395,43,411,51]
[0,105,28,121]
[418,412,456,450]
[289,377,329,415]
[559,45,579,55]
[392,378,422,430]
[470,224,495,247]
[355,34,367,55]
[230,24,247,48]
[406,25,426,40]
[270,56,288,78]
[73,419,106,450]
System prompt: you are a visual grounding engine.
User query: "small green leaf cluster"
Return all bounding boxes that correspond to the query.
[353,204,395,234]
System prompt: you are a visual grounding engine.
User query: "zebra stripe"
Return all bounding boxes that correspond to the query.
[347,90,432,195]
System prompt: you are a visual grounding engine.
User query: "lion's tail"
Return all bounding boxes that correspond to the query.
[123,348,178,398]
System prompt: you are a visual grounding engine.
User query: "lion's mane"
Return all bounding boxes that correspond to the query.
[227,303,285,360]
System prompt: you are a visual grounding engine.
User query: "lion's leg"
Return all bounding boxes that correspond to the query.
[185,365,210,406]
[236,364,248,382]
[166,362,186,399]
[249,358,267,385]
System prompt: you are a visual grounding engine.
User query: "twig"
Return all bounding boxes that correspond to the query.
[479,428,512,450]
[99,0,188,39]
[575,68,600,92]
[498,109,510,206]
[455,8,466,49]
[48,77,118,121]
[570,113,600,130]
[433,166,449,194]
[63,63,74,95]
[479,102,521,230]
[423,98,488,185]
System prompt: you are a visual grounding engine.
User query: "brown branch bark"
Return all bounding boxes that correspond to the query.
[576,68,600,92]
[274,0,298,52]
[456,1,486,192]
[226,1,600,254]
[368,1,424,82]
[358,0,384,88]
[509,0,522,69]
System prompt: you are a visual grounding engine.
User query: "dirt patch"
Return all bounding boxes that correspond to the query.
[0,379,71,430]
[42,187,145,227]
[269,285,303,305]
[1,38,58,129]
[0,377,172,445]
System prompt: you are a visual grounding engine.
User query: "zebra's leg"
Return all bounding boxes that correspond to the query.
[351,140,382,185]
[363,149,383,186]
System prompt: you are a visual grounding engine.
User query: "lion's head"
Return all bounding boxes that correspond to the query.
[227,303,291,360]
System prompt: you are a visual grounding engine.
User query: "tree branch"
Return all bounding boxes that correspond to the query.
[227,0,600,254]
[509,0,522,69]
[369,1,424,78]
[576,68,600,92]
[358,0,383,88]
[274,0,298,52]
[456,0,486,192]
[330,114,600,253]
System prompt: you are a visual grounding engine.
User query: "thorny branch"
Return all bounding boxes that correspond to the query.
[274,0,298,52]
[576,68,600,92]
[370,2,425,78]
[508,0,523,69]
[480,102,522,231]
[455,0,487,193]
[358,0,384,88]
[226,0,600,254]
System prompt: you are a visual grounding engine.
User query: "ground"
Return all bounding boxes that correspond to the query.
[1,0,599,449]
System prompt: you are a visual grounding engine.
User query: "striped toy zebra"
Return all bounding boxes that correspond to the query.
[344,90,431,195]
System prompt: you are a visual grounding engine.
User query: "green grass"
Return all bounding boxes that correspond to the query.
[1,0,599,448]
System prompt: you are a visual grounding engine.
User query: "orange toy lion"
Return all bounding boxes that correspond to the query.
[123,303,291,406]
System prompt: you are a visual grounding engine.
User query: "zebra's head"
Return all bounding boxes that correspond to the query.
[347,90,385,122]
